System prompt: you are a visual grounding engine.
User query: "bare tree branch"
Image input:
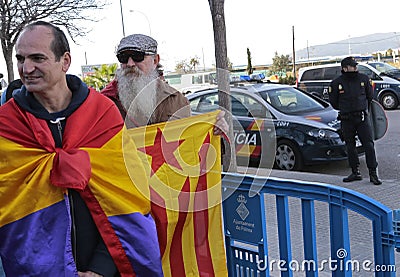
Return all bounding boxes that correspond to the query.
[0,0,108,81]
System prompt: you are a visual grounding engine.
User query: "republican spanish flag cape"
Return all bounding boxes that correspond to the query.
[127,111,228,277]
[0,91,163,276]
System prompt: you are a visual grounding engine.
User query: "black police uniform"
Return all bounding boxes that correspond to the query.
[329,59,381,185]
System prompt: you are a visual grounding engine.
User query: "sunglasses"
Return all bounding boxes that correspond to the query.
[117,51,147,63]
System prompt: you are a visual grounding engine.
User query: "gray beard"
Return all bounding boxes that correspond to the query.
[116,67,159,125]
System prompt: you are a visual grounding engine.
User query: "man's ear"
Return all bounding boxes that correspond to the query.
[153,54,160,65]
[61,52,71,73]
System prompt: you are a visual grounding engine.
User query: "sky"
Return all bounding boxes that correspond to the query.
[1,0,400,79]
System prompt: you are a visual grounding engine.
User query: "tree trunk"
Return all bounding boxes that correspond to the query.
[1,40,15,82]
[208,0,237,172]
[5,51,15,83]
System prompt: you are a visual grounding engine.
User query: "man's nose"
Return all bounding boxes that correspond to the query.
[126,57,137,66]
[22,59,35,73]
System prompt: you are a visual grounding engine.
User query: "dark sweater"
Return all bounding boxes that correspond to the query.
[13,75,117,276]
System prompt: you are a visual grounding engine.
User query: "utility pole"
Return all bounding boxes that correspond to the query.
[348,35,352,55]
[119,0,125,37]
[202,47,206,71]
[292,26,296,80]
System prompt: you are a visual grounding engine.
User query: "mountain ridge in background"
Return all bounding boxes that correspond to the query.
[296,32,400,61]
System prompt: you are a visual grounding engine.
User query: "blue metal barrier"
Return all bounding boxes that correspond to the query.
[222,173,399,277]
[1,173,398,277]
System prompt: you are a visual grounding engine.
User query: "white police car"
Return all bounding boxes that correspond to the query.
[187,80,352,171]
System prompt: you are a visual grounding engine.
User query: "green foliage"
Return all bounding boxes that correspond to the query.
[271,51,291,74]
[82,63,117,91]
[175,56,201,73]
[279,75,296,85]
[189,56,200,72]
[227,57,233,70]
[176,56,233,72]
[175,60,190,73]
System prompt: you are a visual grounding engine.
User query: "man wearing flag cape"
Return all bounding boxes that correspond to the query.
[0,21,163,276]
[101,33,229,277]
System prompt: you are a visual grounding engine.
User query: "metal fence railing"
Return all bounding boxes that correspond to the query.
[222,173,400,277]
[1,172,399,277]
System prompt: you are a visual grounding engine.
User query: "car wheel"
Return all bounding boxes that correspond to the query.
[275,139,303,171]
[380,92,398,110]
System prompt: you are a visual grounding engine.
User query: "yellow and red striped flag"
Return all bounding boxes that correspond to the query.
[126,110,228,277]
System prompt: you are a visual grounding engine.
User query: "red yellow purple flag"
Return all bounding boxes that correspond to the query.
[125,110,228,277]
[0,92,163,276]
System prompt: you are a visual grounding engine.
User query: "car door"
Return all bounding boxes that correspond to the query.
[190,90,275,166]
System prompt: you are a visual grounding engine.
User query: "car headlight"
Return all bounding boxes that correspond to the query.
[307,129,340,139]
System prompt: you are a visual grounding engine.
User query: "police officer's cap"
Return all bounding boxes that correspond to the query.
[341,56,358,67]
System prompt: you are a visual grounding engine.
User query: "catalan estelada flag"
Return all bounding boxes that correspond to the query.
[126,110,228,277]
[0,91,163,276]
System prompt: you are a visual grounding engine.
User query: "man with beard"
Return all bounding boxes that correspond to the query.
[101,34,228,276]
[329,56,382,185]
[101,34,227,133]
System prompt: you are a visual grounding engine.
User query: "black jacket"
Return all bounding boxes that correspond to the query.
[13,75,117,276]
[329,71,373,114]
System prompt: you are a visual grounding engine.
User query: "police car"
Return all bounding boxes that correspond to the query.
[367,61,400,81]
[297,62,400,110]
[187,81,351,171]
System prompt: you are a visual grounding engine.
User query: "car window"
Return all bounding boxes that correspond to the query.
[192,75,203,84]
[231,92,269,118]
[230,94,249,117]
[300,66,341,82]
[259,87,325,114]
[323,66,341,80]
[357,65,378,80]
[191,93,219,113]
[368,62,397,73]
[300,68,323,81]
[189,96,201,112]
[190,91,269,118]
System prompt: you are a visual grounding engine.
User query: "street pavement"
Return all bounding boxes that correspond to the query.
[235,166,399,276]
[237,166,399,210]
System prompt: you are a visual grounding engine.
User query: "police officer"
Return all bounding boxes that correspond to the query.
[329,56,382,185]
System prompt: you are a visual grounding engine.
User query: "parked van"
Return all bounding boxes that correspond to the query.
[297,63,400,110]
[165,71,216,94]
